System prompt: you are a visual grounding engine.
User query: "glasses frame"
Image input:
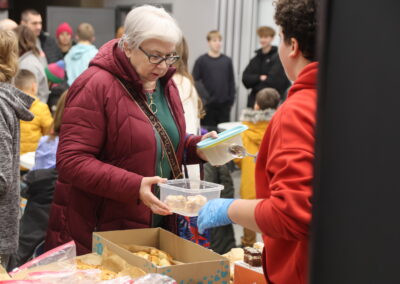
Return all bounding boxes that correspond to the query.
[138,46,180,65]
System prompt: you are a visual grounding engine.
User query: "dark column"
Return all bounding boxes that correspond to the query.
[311,0,400,283]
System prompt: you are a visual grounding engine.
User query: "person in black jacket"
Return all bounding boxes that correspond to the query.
[242,26,291,107]
[21,9,63,64]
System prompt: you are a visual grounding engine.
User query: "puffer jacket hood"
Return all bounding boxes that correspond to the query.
[0,83,34,121]
[240,108,276,124]
[69,43,98,61]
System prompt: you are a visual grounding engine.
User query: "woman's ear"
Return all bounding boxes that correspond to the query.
[289,37,300,58]
[123,42,132,58]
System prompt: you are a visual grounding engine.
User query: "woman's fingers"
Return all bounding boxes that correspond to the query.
[145,176,167,185]
[139,176,171,215]
[201,131,218,141]
[143,189,171,215]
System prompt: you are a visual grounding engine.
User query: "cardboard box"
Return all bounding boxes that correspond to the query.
[234,261,266,284]
[92,228,230,284]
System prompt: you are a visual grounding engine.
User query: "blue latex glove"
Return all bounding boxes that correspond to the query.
[197,198,235,234]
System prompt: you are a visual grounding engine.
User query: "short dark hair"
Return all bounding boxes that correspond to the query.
[21,9,40,22]
[274,0,317,61]
[14,69,37,91]
[256,88,280,110]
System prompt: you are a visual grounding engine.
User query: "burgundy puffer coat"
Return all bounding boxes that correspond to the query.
[44,39,202,255]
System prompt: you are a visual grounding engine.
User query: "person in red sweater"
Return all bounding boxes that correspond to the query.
[198,0,318,283]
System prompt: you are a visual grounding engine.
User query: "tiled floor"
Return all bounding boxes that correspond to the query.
[231,169,263,246]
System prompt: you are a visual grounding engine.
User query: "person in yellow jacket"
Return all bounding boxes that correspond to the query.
[15,69,53,160]
[236,87,280,247]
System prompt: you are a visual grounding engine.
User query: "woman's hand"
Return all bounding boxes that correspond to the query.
[139,176,172,215]
[196,131,218,161]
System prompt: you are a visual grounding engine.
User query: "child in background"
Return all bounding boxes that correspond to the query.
[14,69,53,158]
[33,90,67,170]
[235,87,280,247]
[64,22,98,86]
[9,91,68,269]
[45,60,68,115]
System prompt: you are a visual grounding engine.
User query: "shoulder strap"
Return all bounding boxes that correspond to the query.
[117,77,183,179]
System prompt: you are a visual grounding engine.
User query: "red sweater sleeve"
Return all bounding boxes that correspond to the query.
[57,83,143,204]
[254,90,316,241]
[255,148,313,240]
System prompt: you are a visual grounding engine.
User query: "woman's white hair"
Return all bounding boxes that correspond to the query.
[119,5,182,50]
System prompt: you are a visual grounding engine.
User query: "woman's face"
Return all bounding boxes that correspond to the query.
[124,38,176,85]
[58,31,72,46]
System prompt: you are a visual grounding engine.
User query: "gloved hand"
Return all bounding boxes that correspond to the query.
[197,198,235,234]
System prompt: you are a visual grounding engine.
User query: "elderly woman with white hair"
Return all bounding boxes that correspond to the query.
[44,5,216,255]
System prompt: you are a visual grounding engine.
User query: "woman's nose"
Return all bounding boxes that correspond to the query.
[156,59,169,69]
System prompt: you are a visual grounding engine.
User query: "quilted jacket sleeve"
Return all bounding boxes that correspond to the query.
[184,134,203,165]
[56,81,143,204]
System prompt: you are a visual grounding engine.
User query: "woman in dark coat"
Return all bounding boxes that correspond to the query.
[45,5,215,255]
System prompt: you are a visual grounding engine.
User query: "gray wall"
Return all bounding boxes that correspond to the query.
[104,0,219,72]
[47,6,115,49]
[104,0,261,120]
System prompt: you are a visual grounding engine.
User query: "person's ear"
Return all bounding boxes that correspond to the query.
[31,82,38,95]
[288,37,300,58]
[123,41,132,58]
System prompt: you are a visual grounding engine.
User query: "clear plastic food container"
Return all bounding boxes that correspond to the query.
[197,125,249,166]
[159,179,224,217]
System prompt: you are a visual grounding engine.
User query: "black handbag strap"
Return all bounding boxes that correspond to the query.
[117,77,183,179]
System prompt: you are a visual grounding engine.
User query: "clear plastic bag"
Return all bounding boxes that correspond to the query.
[10,241,76,278]
[133,273,176,284]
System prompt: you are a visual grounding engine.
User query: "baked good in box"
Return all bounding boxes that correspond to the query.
[185,195,207,213]
[243,247,262,267]
[164,194,208,214]
[76,251,146,280]
[164,195,186,210]
[124,245,175,267]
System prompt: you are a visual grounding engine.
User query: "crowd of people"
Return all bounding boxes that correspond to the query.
[0,0,317,283]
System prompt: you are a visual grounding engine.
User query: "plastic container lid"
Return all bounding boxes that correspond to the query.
[197,125,249,149]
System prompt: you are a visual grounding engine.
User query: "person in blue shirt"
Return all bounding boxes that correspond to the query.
[64,23,98,86]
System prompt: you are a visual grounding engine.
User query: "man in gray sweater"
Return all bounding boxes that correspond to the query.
[0,82,34,268]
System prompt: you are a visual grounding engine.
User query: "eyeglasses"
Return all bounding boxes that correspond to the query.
[139,46,180,65]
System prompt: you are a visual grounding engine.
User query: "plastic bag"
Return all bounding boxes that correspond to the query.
[10,241,76,278]
[133,273,176,284]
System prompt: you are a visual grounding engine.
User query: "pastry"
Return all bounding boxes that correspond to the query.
[253,242,264,251]
[243,247,262,267]
[185,195,207,213]
[164,195,186,210]
[76,259,117,280]
[131,247,174,267]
